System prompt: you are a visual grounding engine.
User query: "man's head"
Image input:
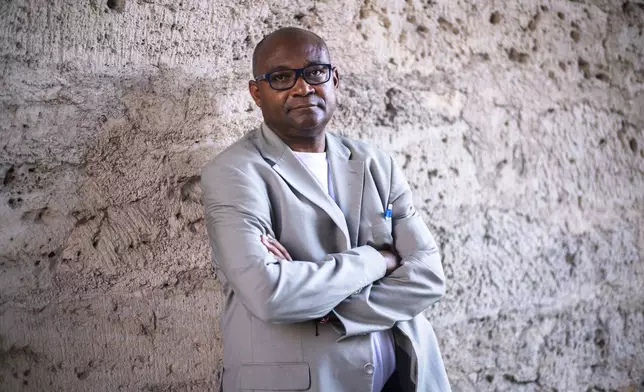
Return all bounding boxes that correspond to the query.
[249,27,339,143]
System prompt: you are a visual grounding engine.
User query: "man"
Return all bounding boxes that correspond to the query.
[201,27,450,392]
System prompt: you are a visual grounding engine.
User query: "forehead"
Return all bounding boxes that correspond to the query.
[257,36,330,73]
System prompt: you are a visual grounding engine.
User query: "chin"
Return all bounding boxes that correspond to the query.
[296,120,325,132]
[291,116,326,132]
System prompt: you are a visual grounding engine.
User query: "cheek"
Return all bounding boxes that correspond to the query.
[263,93,289,111]
[318,89,335,108]
[316,86,335,102]
[259,87,286,107]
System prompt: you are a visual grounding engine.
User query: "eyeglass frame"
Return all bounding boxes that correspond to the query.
[253,63,334,91]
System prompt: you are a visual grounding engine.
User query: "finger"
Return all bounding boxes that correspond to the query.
[265,244,286,260]
[262,236,287,260]
[267,236,293,261]
[262,235,288,261]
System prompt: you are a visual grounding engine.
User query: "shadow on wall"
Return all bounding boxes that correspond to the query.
[0,66,261,390]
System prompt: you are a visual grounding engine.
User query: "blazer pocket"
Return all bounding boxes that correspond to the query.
[239,362,310,391]
[369,220,393,249]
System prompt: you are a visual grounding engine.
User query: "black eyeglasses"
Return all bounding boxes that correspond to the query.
[254,64,332,91]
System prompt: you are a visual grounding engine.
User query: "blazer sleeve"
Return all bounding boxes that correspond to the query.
[201,162,387,324]
[332,156,446,338]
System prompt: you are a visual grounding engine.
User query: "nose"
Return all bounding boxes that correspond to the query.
[290,74,315,96]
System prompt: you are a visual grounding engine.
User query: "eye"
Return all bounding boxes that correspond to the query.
[270,71,294,83]
[304,65,329,81]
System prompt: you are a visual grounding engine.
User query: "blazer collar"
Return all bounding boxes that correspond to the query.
[256,122,290,165]
[326,130,365,249]
[256,123,364,249]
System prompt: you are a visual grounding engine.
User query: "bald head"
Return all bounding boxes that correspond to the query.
[252,27,330,76]
[247,27,339,146]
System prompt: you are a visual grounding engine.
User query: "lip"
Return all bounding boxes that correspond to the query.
[289,104,318,111]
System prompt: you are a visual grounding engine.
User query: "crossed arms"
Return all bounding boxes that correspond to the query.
[200,158,446,338]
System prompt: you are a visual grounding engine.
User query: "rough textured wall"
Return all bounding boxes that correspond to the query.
[1,0,643,391]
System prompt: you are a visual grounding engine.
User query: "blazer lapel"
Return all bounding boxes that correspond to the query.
[326,133,364,248]
[256,124,351,250]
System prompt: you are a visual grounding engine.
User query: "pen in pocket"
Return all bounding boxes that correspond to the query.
[384,203,393,220]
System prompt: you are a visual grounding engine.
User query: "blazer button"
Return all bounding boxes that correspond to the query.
[364,363,374,375]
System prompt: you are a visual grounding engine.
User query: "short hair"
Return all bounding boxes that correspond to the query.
[252,27,330,76]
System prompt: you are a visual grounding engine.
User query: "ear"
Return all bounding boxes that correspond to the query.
[332,67,340,89]
[248,80,262,107]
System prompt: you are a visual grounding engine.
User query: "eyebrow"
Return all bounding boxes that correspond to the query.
[266,65,292,72]
[263,61,324,74]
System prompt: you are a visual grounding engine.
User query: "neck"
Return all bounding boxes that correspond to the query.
[285,134,326,152]
[268,123,327,153]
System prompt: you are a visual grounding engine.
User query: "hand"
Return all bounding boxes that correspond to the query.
[261,235,293,261]
[379,249,400,276]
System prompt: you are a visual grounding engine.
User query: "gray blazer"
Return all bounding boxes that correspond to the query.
[201,123,451,392]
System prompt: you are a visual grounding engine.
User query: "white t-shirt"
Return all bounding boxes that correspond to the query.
[293,151,332,195]
[294,150,396,392]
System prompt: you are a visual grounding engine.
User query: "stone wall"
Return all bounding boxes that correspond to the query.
[1,0,642,391]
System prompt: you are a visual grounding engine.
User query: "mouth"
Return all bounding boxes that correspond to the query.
[289,104,320,112]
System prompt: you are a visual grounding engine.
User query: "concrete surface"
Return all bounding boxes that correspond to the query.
[0,0,642,391]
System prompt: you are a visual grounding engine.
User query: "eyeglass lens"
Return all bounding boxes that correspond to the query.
[269,65,330,90]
